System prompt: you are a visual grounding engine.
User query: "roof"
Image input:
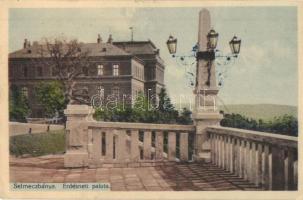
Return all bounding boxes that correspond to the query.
[113,41,159,55]
[9,42,131,59]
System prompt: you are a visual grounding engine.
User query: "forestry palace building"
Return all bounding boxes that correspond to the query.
[9,35,165,117]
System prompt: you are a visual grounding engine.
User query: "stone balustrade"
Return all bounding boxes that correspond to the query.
[86,121,195,168]
[206,126,298,191]
[64,105,298,191]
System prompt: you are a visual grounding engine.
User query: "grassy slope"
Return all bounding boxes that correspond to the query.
[10,130,65,157]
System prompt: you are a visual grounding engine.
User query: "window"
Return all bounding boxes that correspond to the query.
[97,65,103,76]
[97,85,104,97]
[37,66,43,77]
[113,64,119,76]
[51,67,57,77]
[82,67,88,76]
[21,87,28,98]
[111,86,119,97]
[23,66,28,77]
[82,86,89,95]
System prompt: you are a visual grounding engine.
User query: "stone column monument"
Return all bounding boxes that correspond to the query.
[193,9,223,162]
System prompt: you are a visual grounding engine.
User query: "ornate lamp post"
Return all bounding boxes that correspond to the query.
[166,30,241,87]
[166,8,241,162]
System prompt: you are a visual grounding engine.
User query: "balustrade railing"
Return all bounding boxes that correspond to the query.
[206,126,298,190]
[85,121,195,167]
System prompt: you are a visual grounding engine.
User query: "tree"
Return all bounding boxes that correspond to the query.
[158,88,175,112]
[9,85,29,122]
[36,37,91,104]
[221,113,298,136]
[177,107,193,125]
[35,81,67,118]
[157,88,179,123]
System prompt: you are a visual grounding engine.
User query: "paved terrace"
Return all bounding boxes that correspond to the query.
[10,155,261,191]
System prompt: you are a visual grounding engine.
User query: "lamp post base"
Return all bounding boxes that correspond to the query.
[193,112,223,162]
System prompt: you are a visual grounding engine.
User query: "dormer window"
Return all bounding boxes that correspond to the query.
[97,65,103,76]
[113,64,119,76]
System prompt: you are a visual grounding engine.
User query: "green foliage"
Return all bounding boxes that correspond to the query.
[94,88,192,125]
[35,81,67,117]
[221,113,298,136]
[9,85,29,122]
[177,107,193,125]
[9,130,66,157]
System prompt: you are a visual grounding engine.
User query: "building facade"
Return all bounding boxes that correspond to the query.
[9,36,165,117]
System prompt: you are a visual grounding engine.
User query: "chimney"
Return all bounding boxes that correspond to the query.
[27,40,31,48]
[32,41,39,47]
[107,34,113,44]
[97,34,102,43]
[23,39,28,49]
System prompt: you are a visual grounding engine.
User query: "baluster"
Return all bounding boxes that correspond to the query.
[130,130,139,162]
[218,135,221,167]
[155,131,164,160]
[226,136,231,171]
[92,128,101,162]
[244,141,250,180]
[168,131,176,161]
[262,145,270,190]
[240,140,245,178]
[294,160,298,189]
[215,134,219,166]
[223,136,227,170]
[271,146,286,190]
[116,129,127,162]
[284,147,296,190]
[105,130,114,161]
[210,133,215,164]
[232,138,239,175]
[222,136,226,169]
[143,131,152,160]
[180,132,189,161]
[221,135,224,169]
[256,143,263,187]
[233,138,239,175]
[229,137,234,173]
[250,142,257,184]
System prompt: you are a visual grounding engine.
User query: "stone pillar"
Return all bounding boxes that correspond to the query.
[64,104,95,167]
[193,9,223,162]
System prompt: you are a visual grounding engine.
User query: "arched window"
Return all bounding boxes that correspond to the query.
[111,86,119,97]
[113,64,119,76]
[97,65,103,76]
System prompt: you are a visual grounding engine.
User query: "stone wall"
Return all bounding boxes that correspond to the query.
[9,122,64,136]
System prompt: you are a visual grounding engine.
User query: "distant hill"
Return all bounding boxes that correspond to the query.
[219,104,297,121]
[175,103,297,121]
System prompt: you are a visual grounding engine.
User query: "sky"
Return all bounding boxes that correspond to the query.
[9,7,298,106]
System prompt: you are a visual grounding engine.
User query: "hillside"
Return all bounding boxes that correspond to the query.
[219,104,297,121]
[175,103,297,121]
